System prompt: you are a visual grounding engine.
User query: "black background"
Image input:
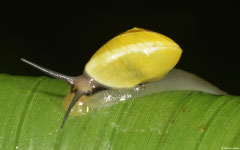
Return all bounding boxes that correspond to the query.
[0,1,239,95]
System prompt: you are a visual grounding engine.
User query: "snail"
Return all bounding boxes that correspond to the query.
[21,27,183,128]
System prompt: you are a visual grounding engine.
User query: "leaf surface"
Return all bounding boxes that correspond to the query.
[0,74,239,150]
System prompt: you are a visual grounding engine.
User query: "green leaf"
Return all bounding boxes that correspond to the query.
[0,74,239,150]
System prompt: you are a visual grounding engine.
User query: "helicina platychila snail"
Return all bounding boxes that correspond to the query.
[21,27,225,129]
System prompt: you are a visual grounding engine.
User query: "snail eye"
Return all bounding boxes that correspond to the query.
[86,91,92,96]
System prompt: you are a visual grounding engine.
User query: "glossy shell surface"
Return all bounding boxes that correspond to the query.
[85,28,182,88]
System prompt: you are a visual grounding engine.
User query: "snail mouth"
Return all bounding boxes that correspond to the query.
[60,90,83,129]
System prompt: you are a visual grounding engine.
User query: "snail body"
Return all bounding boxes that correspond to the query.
[64,68,226,116]
[21,27,182,128]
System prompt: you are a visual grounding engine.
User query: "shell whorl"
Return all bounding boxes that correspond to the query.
[85,28,182,88]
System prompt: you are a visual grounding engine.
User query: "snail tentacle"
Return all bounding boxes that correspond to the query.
[21,58,74,85]
[60,90,83,129]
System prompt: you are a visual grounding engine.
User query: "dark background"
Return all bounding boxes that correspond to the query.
[0,1,239,95]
